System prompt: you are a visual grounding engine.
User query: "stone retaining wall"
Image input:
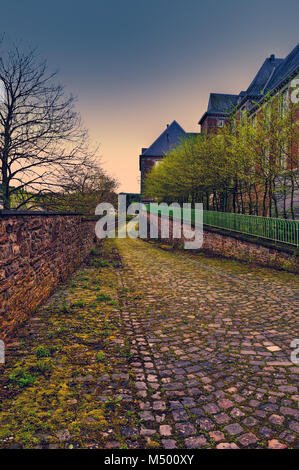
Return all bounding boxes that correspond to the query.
[146,212,298,273]
[0,212,97,338]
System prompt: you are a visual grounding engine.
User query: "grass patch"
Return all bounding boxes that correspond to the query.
[35,346,51,358]
[95,351,106,362]
[8,368,36,388]
[90,258,110,268]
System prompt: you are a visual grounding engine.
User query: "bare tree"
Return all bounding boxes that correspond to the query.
[42,156,119,214]
[0,44,88,209]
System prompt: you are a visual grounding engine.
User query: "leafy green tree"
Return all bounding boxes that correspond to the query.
[143,90,298,219]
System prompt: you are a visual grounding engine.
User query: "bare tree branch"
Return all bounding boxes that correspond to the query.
[0,42,96,210]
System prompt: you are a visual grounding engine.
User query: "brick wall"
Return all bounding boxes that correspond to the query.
[0,212,97,338]
[146,212,298,273]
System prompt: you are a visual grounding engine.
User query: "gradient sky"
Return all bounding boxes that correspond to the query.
[0,0,298,192]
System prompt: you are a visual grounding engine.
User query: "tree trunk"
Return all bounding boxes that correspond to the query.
[290,173,295,220]
[268,179,272,218]
[262,180,268,217]
[271,178,279,218]
[206,191,210,211]
[1,153,10,209]
[248,184,253,215]
[282,175,287,219]
[232,179,238,213]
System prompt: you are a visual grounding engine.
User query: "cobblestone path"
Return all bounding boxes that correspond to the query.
[115,237,299,449]
[0,241,142,449]
[0,237,298,449]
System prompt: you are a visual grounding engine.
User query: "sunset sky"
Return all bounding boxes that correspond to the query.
[0,0,298,192]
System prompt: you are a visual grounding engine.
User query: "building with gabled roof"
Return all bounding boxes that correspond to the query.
[199,54,286,132]
[199,93,239,132]
[199,43,299,133]
[245,55,283,96]
[139,120,199,194]
[139,43,298,212]
[197,43,299,217]
[263,44,299,96]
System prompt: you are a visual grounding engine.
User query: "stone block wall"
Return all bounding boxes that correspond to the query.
[0,212,97,338]
[146,212,298,273]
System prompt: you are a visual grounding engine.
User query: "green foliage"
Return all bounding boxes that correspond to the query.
[35,346,51,358]
[95,351,106,362]
[32,360,53,376]
[96,293,112,302]
[9,368,36,388]
[105,396,123,411]
[58,302,69,314]
[90,258,110,268]
[116,345,133,359]
[71,301,85,308]
[143,93,299,219]
[98,259,110,267]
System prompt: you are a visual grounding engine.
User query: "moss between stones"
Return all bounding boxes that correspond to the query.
[0,240,142,449]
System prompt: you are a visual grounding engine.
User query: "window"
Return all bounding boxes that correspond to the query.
[217,119,224,127]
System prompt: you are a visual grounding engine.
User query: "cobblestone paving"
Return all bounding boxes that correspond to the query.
[0,242,144,449]
[0,237,298,449]
[115,237,299,449]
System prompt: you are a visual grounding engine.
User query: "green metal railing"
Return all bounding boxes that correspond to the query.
[202,210,299,247]
[145,204,299,247]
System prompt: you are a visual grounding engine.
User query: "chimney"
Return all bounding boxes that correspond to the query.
[270,54,275,61]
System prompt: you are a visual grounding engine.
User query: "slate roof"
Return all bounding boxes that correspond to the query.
[199,44,299,126]
[245,55,283,96]
[264,43,299,94]
[207,93,239,113]
[141,120,187,157]
[198,93,239,125]
[238,45,299,109]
